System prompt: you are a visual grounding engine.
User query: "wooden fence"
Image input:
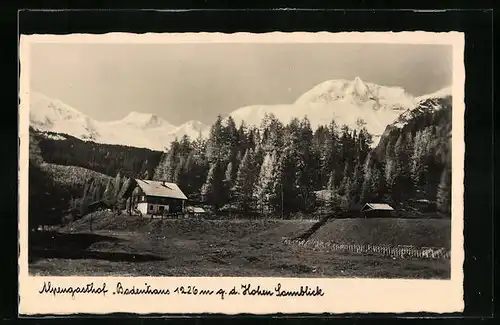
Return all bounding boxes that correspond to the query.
[282,238,450,260]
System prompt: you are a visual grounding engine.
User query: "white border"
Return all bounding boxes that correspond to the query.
[18,31,465,315]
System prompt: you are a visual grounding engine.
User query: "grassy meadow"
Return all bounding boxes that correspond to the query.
[29,212,451,279]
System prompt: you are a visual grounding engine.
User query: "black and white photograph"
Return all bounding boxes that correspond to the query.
[18,32,464,314]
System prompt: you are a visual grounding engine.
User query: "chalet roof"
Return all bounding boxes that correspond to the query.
[361,203,394,211]
[134,179,188,200]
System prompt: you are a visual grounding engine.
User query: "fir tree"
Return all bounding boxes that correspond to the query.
[326,170,339,212]
[349,162,363,204]
[206,115,225,163]
[369,167,384,200]
[200,160,224,211]
[341,176,352,208]
[113,172,122,201]
[436,167,451,214]
[232,149,258,214]
[223,115,239,159]
[223,161,235,209]
[103,178,114,203]
[254,151,277,214]
[79,180,91,215]
[339,162,350,195]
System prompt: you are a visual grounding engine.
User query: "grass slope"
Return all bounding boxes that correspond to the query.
[31,213,450,278]
[63,211,314,238]
[309,218,451,249]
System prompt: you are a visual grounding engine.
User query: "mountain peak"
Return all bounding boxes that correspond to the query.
[183,120,204,127]
[122,111,166,128]
[353,76,364,84]
[29,91,87,127]
[175,120,208,133]
[294,77,410,106]
[348,77,370,100]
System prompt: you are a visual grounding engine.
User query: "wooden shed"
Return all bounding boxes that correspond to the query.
[186,206,207,217]
[360,203,396,218]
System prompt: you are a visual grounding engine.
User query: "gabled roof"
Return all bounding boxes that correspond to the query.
[361,203,394,211]
[134,179,188,200]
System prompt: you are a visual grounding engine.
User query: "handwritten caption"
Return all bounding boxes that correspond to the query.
[38,281,325,300]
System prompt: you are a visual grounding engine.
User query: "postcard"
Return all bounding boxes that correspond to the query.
[18,31,465,315]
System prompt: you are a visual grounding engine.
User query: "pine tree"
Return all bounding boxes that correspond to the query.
[342,176,352,208]
[254,141,265,168]
[297,117,316,212]
[359,153,373,204]
[172,156,184,183]
[359,175,371,205]
[113,172,122,201]
[254,151,278,214]
[79,180,91,215]
[103,178,114,204]
[436,167,451,215]
[224,116,239,152]
[179,152,195,195]
[369,167,384,200]
[410,128,433,197]
[200,160,224,211]
[262,114,284,152]
[268,152,285,216]
[179,134,192,155]
[87,181,96,203]
[232,149,258,214]
[320,121,339,188]
[349,162,363,204]
[326,170,339,212]
[116,177,131,211]
[223,161,234,209]
[206,115,224,163]
[339,162,350,195]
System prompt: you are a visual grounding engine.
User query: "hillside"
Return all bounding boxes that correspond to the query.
[309,218,450,249]
[373,90,452,210]
[31,128,163,178]
[28,132,116,227]
[38,163,111,196]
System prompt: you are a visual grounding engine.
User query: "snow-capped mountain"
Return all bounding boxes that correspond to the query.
[171,120,209,140]
[28,79,452,151]
[227,77,451,145]
[392,86,452,129]
[28,92,209,151]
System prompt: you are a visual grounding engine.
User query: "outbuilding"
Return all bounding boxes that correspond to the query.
[185,206,207,217]
[360,203,396,218]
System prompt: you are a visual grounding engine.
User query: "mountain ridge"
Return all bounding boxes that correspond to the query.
[28,78,451,150]
[227,78,451,146]
[28,92,209,151]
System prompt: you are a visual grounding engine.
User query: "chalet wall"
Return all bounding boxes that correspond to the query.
[137,202,170,216]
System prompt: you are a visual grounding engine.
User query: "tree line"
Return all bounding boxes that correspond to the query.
[150,98,452,217]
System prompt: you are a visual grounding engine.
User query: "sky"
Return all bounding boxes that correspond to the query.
[29,42,452,126]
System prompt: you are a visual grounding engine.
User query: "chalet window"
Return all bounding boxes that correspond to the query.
[149,205,153,211]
